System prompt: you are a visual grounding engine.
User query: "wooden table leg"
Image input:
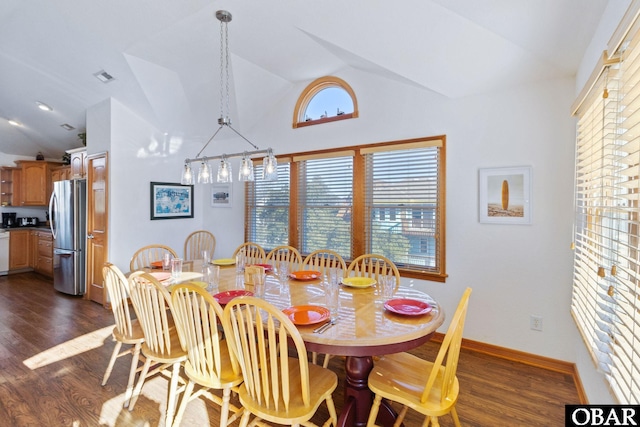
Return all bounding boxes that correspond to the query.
[335,356,401,427]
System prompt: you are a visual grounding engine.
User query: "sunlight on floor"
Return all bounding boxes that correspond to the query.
[22,326,113,370]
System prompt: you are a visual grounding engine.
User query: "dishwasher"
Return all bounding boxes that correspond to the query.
[0,230,8,275]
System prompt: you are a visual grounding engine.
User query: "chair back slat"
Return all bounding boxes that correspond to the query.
[233,242,266,266]
[302,249,347,278]
[347,253,400,285]
[224,297,311,413]
[266,245,302,272]
[421,287,471,404]
[184,230,216,260]
[103,263,135,337]
[129,244,178,272]
[128,271,175,356]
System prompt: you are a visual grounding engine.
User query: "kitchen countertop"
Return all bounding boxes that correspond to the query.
[2,227,51,232]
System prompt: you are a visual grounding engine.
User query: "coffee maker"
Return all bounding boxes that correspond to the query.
[2,212,17,228]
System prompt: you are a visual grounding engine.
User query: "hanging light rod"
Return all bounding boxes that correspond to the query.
[180,9,278,185]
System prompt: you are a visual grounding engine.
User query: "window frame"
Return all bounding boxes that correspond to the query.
[245,136,447,282]
[292,76,359,128]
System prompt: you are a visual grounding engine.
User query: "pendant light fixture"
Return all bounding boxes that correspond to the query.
[181,10,277,185]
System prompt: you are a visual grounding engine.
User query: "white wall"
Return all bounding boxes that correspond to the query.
[90,1,630,405]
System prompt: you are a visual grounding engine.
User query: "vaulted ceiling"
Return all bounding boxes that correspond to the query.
[0,0,610,159]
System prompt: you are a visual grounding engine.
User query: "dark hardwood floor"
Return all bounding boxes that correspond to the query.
[0,273,579,426]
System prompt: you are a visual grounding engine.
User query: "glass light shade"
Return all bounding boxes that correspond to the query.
[262,152,278,180]
[197,160,211,184]
[217,158,232,183]
[181,163,193,185]
[239,156,254,181]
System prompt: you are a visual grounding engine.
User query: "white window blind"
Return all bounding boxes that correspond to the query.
[296,155,353,259]
[572,24,640,403]
[363,144,443,274]
[246,162,290,251]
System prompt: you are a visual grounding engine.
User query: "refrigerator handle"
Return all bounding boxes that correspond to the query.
[48,190,57,239]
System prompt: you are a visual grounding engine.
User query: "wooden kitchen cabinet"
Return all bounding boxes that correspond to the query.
[68,148,87,178]
[1,166,21,207]
[9,229,30,271]
[51,166,71,182]
[34,230,53,277]
[15,161,57,206]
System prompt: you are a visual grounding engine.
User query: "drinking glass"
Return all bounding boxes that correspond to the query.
[235,253,246,273]
[380,274,395,300]
[277,260,289,284]
[162,253,172,271]
[324,280,340,320]
[201,250,211,265]
[170,258,183,280]
[252,272,266,298]
[328,267,342,286]
[202,264,220,292]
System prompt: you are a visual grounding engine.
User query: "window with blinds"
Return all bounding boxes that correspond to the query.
[246,162,290,251]
[245,136,446,281]
[363,143,442,272]
[296,155,353,258]
[571,19,640,403]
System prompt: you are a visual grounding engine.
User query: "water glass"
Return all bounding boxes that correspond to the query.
[380,274,395,300]
[162,253,172,271]
[171,258,183,280]
[328,267,342,286]
[324,281,340,320]
[277,260,289,284]
[235,253,246,273]
[202,264,220,292]
[202,250,211,265]
[252,272,266,298]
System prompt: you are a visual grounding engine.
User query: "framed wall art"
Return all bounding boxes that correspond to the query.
[211,183,232,208]
[150,182,194,220]
[478,166,531,224]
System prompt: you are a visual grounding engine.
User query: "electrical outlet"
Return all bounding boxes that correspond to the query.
[530,315,543,331]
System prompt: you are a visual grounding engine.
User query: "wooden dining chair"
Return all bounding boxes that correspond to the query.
[222,296,338,427]
[366,287,472,427]
[183,230,216,261]
[101,263,145,408]
[302,249,347,278]
[129,244,179,272]
[266,245,302,271]
[127,271,187,427]
[347,253,400,285]
[170,283,244,427]
[232,242,266,266]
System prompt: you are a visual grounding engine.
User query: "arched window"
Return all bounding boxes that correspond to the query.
[293,76,358,128]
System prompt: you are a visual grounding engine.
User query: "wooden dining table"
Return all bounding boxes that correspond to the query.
[179,260,445,427]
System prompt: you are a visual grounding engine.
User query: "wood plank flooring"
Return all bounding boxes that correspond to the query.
[0,272,579,426]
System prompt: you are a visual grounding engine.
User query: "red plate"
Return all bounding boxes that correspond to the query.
[213,290,254,305]
[384,298,432,316]
[289,270,321,281]
[250,263,273,272]
[282,305,330,325]
[150,261,163,269]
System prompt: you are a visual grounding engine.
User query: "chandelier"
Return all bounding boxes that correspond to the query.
[181,10,277,185]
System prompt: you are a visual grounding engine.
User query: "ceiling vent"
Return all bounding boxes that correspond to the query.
[93,69,115,83]
[60,123,75,131]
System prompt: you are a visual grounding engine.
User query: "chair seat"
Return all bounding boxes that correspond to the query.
[140,326,187,363]
[368,351,459,417]
[182,339,243,389]
[237,357,338,424]
[111,319,145,344]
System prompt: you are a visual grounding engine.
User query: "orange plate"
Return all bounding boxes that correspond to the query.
[282,305,330,325]
[149,271,171,282]
[150,261,163,269]
[384,298,432,316]
[289,270,321,281]
[213,290,253,305]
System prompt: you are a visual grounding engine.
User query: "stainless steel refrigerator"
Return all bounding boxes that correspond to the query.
[49,179,87,295]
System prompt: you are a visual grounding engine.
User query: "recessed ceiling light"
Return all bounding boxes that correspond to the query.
[36,102,52,112]
[94,69,115,83]
[60,123,75,131]
[8,120,21,126]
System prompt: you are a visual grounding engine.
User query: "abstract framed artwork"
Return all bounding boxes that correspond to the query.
[150,182,194,220]
[478,166,531,224]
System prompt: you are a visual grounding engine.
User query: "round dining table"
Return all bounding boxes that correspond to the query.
[185,260,445,427]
